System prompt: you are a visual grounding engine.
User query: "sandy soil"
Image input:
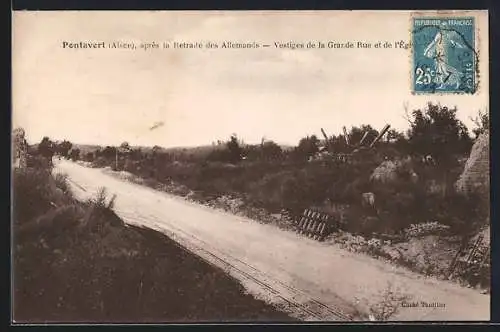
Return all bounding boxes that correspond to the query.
[54,159,490,321]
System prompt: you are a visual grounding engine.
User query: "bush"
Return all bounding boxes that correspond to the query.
[425,191,486,234]
[124,159,137,173]
[26,155,53,170]
[93,156,111,168]
[53,173,71,195]
[13,168,70,225]
[83,152,95,162]
[247,171,294,211]
[86,187,116,210]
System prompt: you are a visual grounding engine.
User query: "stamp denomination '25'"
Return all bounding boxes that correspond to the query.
[412,17,477,94]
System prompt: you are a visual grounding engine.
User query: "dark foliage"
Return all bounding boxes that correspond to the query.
[407,103,472,165]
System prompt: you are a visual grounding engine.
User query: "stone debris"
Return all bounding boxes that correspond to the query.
[370,158,418,184]
[13,127,28,169]
[456,132,489,196]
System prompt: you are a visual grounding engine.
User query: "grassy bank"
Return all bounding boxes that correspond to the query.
[12,159,294,323]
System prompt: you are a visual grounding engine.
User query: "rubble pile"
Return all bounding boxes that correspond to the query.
[403,222,451,239]
[456,132,489,196]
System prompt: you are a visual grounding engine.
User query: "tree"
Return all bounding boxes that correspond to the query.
[69,148,80,161]
[128,148,143,161]
[57,140,73,159]
[407,103,472,165]
[226,134,243,164]
[261,140,283,161]
[102,146,117,160]
[152,145,163,155]
[38,137,55,159]
[293,135,320,161]
[324,134,351,154]
[84,151,95,162]
[349,125,379,147]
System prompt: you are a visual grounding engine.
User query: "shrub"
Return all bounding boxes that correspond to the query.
[86,187,115,210]
[455,258,490,289]
[124,159,137,173]
[280,171,311,211]
[83,152,95,162]
[424,191,486,233]
[26,155,53,170]
[53,172,71,196]
[93,156,111,168]
[13,168,70,225]
[247,171,295,211]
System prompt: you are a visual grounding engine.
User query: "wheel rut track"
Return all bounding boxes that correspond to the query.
[119,210,356,321]
[63,170,357,321]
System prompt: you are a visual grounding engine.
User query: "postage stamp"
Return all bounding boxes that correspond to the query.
[412,16,477,94]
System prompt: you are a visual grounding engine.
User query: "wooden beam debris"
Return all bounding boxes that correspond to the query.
[369,124,390,148]
[290,208,339,241]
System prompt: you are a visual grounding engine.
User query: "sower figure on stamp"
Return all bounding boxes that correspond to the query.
[423,28,465,90]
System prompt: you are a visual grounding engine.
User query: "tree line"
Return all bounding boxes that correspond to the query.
[31,103,487,168]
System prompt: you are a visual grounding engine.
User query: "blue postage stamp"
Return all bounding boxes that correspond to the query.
[412,16,477,94]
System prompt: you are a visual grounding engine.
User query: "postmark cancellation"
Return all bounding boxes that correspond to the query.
[411,15,478,94]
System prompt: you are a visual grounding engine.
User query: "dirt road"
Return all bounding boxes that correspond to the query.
[54,159,489,321]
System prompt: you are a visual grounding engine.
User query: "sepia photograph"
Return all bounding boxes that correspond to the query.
[11,10,490,323]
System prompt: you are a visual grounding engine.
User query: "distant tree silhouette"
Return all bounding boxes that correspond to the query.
[69,148,80,161]
[102,146,117,160]
[348,125,379,147]
[323,134,350,154]
[38,137,55,159]
[226,134,243,164]
[56,140,73,159]
[128,148,143,161]
[407,103,472,165]
[293,135,320,161]
[261,140,283,161]
[152,145,162,154]
[84,151,95,162]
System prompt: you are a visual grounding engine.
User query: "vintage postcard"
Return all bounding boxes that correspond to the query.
[11,10,490,323]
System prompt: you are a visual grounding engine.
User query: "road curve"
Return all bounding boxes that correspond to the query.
[54,160,490,321]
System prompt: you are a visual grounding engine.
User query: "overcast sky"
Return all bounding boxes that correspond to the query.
[12,11,488,147]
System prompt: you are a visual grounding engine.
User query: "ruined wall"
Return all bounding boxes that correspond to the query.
[12,128,28,169]
[455,132,489,196]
